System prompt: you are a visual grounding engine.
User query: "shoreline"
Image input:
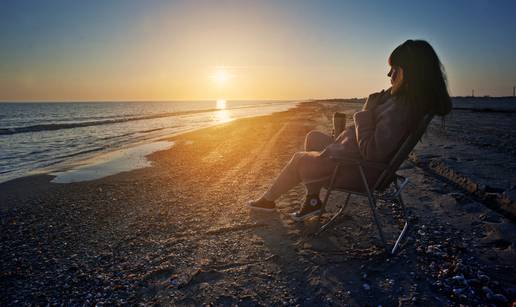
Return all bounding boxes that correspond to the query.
[0,101,303,185]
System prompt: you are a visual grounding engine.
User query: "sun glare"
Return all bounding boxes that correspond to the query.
[210,67,231,85]
[216,99,227,109]
[214,99,231,122]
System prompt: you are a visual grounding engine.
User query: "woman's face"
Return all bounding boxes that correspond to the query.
[388,65,404,95]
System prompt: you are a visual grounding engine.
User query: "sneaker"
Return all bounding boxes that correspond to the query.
[247,198,276,212]
[291,197,322,221]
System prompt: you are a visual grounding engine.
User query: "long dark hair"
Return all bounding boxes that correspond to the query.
[389,40,452,117]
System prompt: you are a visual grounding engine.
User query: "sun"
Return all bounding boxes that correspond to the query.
[210,67,231,85]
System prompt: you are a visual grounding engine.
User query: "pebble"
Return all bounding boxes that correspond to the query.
[449,192,465,200]
[363,283,371,291]
[490,293,508,304]
[452,288,465,295]
[426,244,445,257]
[467,279,481,288]
[478,274,490,285]
[479,212,502,223]
[482,286,494,298]
[505,287,516,298]
[451,275,468,287]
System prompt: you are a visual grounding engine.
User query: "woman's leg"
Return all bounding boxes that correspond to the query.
[304,130,334,152]
[303,131,333,197]
[260,131,333,201]
[250,150,337,217]
[290,152,337,220]
[262,151,305,201]
[305,181,326,195]
[263,151,336,201]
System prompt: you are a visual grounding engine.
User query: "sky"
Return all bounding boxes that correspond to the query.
[1,0,515,101]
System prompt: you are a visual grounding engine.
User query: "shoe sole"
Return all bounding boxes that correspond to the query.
[247,202,276,212]
[291,209,321,221]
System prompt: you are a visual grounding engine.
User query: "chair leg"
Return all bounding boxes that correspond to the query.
[320,163,341,215]
[397,187,408,219]
[315,193,351,236]
[391,220,408,255]
[358,166,388,252]
[316,166,409,255]
[391,177,409,254]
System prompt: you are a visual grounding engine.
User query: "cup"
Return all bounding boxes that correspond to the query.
[333,112,347,139]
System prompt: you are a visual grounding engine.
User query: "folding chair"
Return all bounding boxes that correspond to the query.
[315,114,434,255]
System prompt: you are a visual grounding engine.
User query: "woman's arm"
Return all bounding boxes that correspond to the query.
[353,101,409,162]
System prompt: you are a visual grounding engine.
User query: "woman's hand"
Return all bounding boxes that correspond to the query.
[320,143,346,159]
[362,89,391,111]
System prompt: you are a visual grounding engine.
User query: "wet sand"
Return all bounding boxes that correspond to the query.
[1,100,515,305]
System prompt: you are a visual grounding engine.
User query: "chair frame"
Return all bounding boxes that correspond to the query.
[315,114,433,255]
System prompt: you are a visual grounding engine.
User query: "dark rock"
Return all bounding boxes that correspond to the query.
[452,288,465,296]
[478,274,490,285]
[482,286,494,299]
[490,293,508,304]
[504,287,516,299]
[467,279,482,288]
[426,245,445,258]
[479,212,502,223]
[451,275,468,287]
[450,192,465,200]
[458,294,468,303]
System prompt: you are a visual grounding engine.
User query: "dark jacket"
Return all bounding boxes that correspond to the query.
[301,97,413,191]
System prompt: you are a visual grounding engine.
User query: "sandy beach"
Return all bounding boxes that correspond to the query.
[1,100,515,305]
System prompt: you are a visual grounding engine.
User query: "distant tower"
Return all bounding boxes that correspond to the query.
[513,86,515,97]
[472,89,475,97]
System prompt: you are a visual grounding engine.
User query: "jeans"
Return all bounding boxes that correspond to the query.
[263,131,337,201]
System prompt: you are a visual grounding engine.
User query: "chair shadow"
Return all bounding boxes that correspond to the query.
[246,191,397,304]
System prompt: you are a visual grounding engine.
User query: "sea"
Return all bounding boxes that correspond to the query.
[0,100,298,183]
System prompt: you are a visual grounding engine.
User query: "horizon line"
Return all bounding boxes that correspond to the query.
[2,95,516,103]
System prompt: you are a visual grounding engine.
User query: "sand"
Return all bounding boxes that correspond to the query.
[1,100,515,305]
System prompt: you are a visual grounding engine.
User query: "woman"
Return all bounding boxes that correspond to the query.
[248,39,452,221]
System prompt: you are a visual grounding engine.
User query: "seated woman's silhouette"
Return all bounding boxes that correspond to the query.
[248,39,452,221]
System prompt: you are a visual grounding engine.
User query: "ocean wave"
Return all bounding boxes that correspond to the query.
[0,106,255,135]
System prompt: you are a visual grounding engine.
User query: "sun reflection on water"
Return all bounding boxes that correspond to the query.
[216,99,227,109]
[215,99,231,123]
